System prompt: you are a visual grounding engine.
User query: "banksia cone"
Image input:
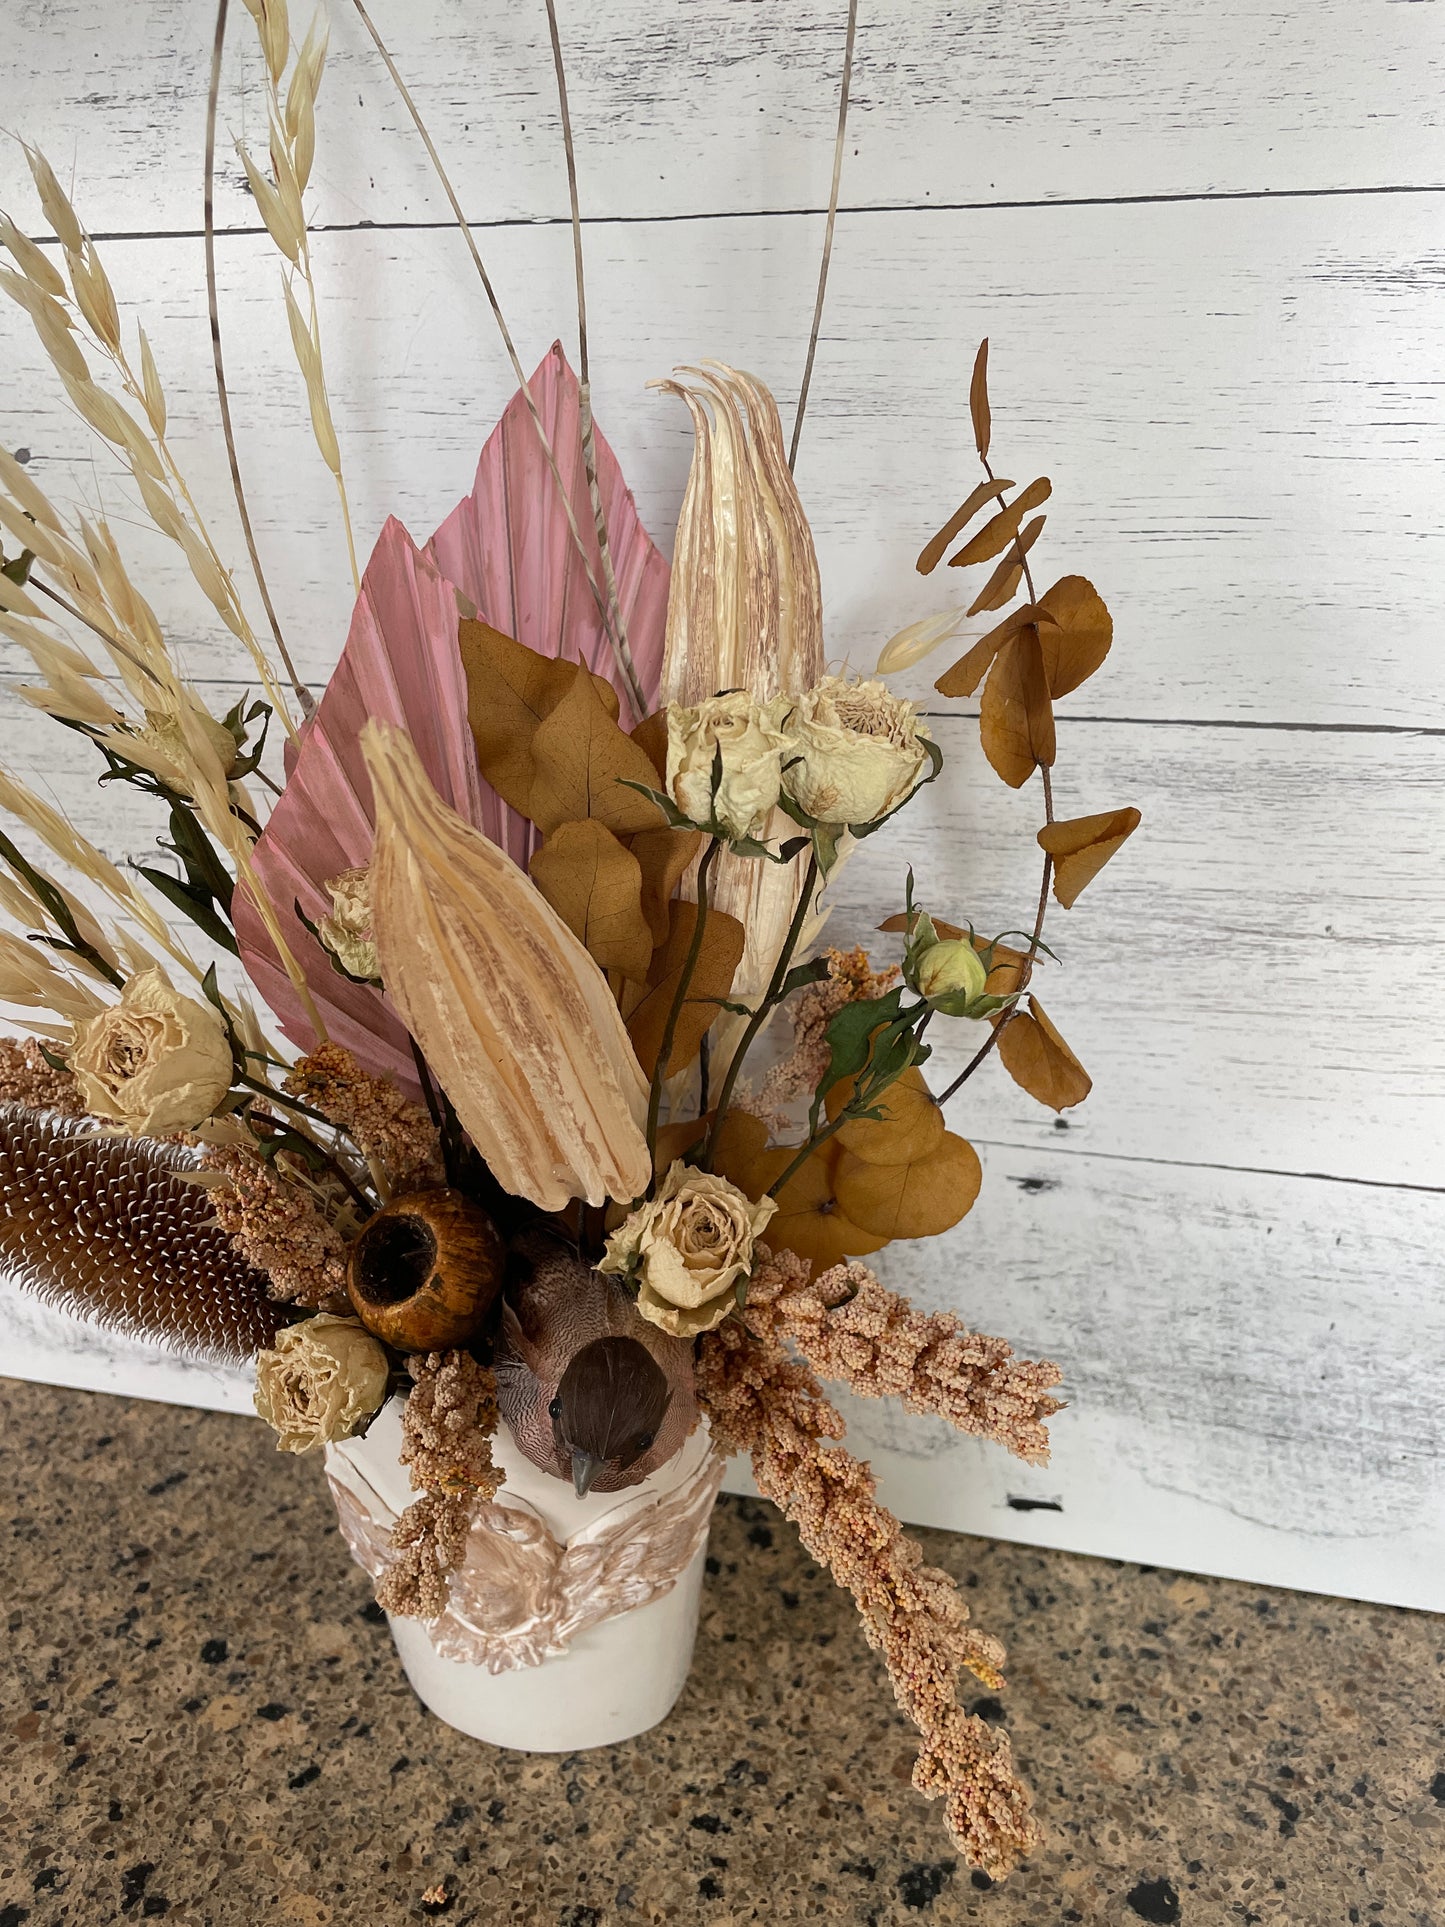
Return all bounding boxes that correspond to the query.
[0,1103,287,1362]
[361,721,652,1211]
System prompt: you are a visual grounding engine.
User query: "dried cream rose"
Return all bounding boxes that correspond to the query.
[600,1161,778,1338]
[665,692,794,841]
[70,967,233,1135]
[253,1313,391,1454]
[782,675,932,825]
[317,866,378,979]
[130,704,240,791]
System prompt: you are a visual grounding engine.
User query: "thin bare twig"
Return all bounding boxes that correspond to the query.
[789,0,858,472]
[205,0,313,712]
[348,0,646,719]
[542,0,642,716]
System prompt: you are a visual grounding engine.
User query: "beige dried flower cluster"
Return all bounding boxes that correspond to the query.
[768,1259,1063,1463]
[0,1037,81,1115]
[376,1350,502,1619]
[203,1141,349,1310]
[696,1247,1042,1879]
[742,946,899,1128]
[283,1042,443,1196]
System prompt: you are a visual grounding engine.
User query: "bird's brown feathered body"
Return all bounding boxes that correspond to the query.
[496,1230,698,1494]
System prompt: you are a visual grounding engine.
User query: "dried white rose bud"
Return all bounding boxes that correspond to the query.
[254,1313,391,1453]
[600,1161,778,1338]
[70,967,234,1135]
[317,866,378,980]
[665,692,795,842]
[782,675,932,826]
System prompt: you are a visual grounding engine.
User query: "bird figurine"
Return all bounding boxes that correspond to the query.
[495,1229,698,1497]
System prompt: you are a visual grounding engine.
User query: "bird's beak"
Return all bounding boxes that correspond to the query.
[571,1450,606,1499]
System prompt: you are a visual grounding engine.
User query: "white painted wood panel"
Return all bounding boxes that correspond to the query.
[6,688,1442,1188]
[9,1137,1440,1610]
[2,0,1442,1609]
[4,203,1444,728]
[14,0,1445,234]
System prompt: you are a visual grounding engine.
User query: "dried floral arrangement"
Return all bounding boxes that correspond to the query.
[0,0,1142,1881]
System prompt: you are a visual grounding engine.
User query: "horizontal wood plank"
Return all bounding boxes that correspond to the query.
[3,202,1444,728]
[12,0,1445,235]
[6,1138,1440,1607]
[3,686,1442,1188]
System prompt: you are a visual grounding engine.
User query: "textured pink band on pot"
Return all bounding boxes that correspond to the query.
[327,1440,727,1673]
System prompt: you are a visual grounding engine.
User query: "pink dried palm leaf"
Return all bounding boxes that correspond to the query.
[235,517,496,1094]
[427,341,670,745]
[238,350,670,1087]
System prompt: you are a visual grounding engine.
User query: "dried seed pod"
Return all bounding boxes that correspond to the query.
[347,1188,503,1353]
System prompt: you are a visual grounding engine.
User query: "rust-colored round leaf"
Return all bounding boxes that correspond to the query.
[1038,807,1142,909]
[980,629,1056,788]
[709,1109,772,1195]
[997,997,1092,1111]
[834,1133,982,1240]
[824,1065,946,1167]
[750,1141,888,1270]
[1035,575,1112,697]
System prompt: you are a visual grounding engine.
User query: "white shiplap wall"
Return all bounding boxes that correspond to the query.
[3,0,1442,1608]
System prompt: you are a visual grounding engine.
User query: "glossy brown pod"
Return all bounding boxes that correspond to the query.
[347,1189,504,1353]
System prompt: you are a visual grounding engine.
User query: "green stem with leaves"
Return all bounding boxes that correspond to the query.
[703,849,820,1169]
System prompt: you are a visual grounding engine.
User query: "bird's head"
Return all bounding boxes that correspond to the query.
[548,1335,673,1497]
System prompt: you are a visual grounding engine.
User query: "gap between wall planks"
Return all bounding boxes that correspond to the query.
[2,0,1442,1606]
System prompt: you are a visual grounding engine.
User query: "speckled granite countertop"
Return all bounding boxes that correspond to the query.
[0,1378,1440,1926]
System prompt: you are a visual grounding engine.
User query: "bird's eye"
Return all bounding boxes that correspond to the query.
[548,1396,562,1421]
[636,1432,653,1452]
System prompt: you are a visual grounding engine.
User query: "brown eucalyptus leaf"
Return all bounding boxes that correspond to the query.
[1038,807,1142,909]
[934,606,1040,699]
[1035,575,1112,697]
[630,824,703,947]
[529,669,668,838]
[652,1107,770,1192]
[530,818,653,982]
[947,478,1051,569]
[824,1063,946,1167]
[997,997,1091,1111]
[966,557,1023,619]
[749,1140,888,1270]
[916,479,1014,576]
[980,630,1056,788]
[969,338,991,462]
[631,709,669,782]
[983,937,1029,999]
[626,900,746,1078]
[460,620,623,822]
[834,1132,982,1239]
[459,618,574,817]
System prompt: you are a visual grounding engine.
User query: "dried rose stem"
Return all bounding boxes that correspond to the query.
[348,0,645,719]
[204,0,313,713]
[788,0,858,472]
[542,0,641,714]
[645,837,721,1179]
[703,848,820,1169]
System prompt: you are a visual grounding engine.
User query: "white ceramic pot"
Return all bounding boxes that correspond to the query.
[326,1400,723,1752]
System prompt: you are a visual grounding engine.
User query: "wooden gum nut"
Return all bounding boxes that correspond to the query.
[347,1188,504,1353]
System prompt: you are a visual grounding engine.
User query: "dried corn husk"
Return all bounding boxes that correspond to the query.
[651,363,826,1016]
[362,721,651,1210]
